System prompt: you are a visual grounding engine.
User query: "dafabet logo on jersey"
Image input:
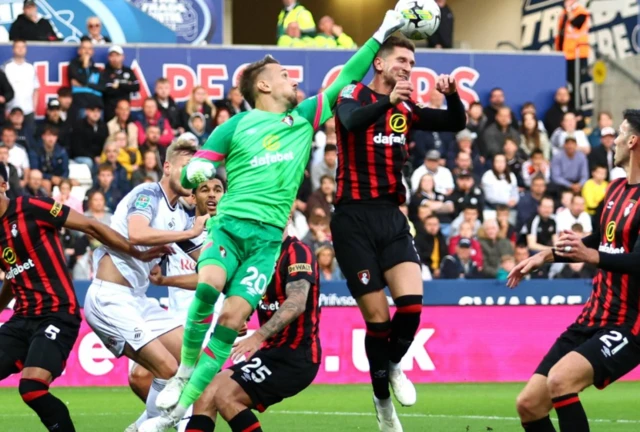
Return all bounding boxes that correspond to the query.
[374,114,407,146]
[251,134,294,168]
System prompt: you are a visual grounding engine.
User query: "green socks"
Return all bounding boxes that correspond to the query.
[180,283,221,369]
[178,324,238,408]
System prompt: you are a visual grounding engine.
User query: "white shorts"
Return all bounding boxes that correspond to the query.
[84,279,182,357]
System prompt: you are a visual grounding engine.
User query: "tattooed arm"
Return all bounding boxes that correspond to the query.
[231,279,310,361]
[256,280,310,341]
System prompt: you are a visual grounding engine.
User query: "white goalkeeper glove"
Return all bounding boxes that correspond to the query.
[373,10,407,44]
[185,160,216,185]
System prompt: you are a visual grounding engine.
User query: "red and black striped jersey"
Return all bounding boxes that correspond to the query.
[0,197,79,320]
[335,81,466,206]
[258,236,321,363]
[575,178,640,333]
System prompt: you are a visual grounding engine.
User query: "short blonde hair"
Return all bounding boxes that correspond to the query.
[166,139,197,162]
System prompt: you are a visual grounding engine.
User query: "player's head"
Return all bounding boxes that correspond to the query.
[615,109,640,168]
[164,139,198,197]
[193,176,226,217]
[373,36,415,87]
[240,55,298,109]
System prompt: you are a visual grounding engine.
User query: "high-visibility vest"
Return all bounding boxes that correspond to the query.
[314,33,357,49]
[277,34,314,48]
[277,4,316,39]
[555,4,590,60]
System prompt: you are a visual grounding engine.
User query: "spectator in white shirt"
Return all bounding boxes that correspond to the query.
[411,150,454,196]
[3,39,39,131]
[550,111,590,156]
[556,194,592,235]
[1,125,29,186]
[481,153,519,209]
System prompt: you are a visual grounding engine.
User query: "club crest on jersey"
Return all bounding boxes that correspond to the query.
[624,200,636,217]
[358,270,371,285]
[134,194,151,210]
[10,224,17,238]
[282,115,294,127]
[219,246,227,258]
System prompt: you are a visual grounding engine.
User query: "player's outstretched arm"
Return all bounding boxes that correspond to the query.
[127,214,208,246]
[231,280,310,361]
[64,210,172,262]
[150,268,198,291]
[0,278,13,311]
[323,11,406,106]
[412,76,466,132]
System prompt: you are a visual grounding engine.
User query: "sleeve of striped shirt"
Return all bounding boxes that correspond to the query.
[285,242,317,286]
[25,197,70,229]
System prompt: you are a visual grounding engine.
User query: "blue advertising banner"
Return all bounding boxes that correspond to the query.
[521,0,640,113]
[0,43,565,119]
[67,279,593,308]
[0,0,224,44]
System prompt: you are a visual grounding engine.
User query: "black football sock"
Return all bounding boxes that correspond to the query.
[19,378,76,432]
[365,320,391,400]
[185,414,216,432]
[228,408,263,432]
[552,393,590,432]
[389,295,422,364]
[522,415,557,431]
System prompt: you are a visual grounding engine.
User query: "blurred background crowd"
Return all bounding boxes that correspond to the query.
[0,0,624,284]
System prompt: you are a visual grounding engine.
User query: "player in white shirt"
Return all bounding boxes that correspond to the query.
[83,140,209,429]
[3,40,39,128]
[127,177,227,432]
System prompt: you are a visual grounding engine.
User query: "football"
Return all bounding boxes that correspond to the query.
[394,0,441,40]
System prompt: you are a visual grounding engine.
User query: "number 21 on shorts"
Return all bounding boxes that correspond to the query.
[600,330,629,357]
[240,266,268,296]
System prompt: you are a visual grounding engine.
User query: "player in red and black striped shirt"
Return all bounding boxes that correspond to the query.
[0,163,168,432]
[331,35,465,430]
[509,110,640,432]
[183,234,320,432]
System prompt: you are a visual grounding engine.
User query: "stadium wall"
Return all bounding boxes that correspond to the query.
[0,43,565,120]
[3,304,638,387]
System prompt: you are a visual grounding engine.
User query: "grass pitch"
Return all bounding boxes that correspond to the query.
[1,383,640,431]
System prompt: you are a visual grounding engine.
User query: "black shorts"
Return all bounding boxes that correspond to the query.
[229,347,319,412]
[0,314,80,380]
[331,203,420,298]
[535,324,640,389]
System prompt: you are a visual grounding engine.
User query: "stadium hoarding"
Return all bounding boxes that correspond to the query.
[67,279,594,308]
[0,43,565,121]
[1,305,637,387]
[0,0,224,44]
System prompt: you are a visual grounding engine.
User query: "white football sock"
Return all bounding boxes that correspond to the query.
[146,377,168,419]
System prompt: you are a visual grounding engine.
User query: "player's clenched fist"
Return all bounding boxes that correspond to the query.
[390,80,413,105]
[436,74,457,95]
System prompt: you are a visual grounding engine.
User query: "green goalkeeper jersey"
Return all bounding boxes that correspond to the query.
[182,38,382,229]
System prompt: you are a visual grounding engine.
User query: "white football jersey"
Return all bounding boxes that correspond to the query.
[93,183,193,295]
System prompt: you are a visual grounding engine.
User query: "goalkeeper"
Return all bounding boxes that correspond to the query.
[139,10,407,432]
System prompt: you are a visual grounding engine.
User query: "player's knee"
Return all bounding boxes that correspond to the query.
[198,268,226,294]
[213,386,240,420]
[19,378,49,404]
[546,371,571,397]
[129,366,152,399]
[516,391,547,420]
[149,356,179,380]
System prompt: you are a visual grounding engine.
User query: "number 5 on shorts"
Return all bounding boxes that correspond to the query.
[44,325,61,341]
[240,266,268,296]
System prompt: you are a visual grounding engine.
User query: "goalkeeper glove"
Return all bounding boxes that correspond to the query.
[373,10,407,44]
[185,159,216,186]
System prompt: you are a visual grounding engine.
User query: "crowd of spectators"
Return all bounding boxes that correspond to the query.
[0,9,607,284]
[296,84,612,283]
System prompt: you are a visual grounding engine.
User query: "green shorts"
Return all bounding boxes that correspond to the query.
[198,214,283,309]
